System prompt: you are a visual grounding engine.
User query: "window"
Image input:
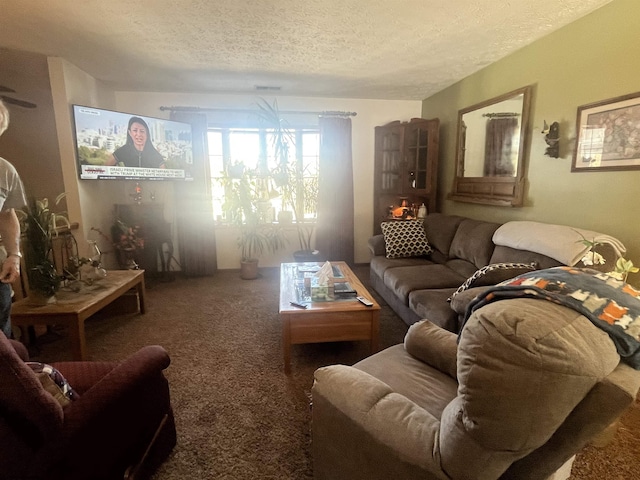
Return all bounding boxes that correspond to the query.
[208,126,319,223]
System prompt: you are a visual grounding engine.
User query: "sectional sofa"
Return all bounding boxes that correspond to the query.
[368,213,621,332]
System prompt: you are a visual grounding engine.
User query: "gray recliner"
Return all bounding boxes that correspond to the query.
[312,298,640,480]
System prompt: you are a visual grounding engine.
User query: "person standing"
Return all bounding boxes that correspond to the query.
[0,100,28,338]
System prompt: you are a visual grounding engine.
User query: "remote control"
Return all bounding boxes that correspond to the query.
[289,301,308,309]
[356,296,373,307]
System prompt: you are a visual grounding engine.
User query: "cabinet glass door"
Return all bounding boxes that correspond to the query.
[405,122,434,194]
[380,129,402,192]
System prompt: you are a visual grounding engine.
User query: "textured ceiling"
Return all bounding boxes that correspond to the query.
[0,0,611,100]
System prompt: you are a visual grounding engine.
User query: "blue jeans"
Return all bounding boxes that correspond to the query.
[0,282,12,338]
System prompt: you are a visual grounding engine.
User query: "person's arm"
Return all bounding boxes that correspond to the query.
[0,208,22,283]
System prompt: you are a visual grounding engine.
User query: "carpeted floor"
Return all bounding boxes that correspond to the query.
[25,265,639,479]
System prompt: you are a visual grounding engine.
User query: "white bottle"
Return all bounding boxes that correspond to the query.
[417,203,427,219]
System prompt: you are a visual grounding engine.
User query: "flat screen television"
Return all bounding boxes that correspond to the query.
[72,105,194,181]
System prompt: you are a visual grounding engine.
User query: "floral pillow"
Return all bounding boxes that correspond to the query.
[448,262,538,302]
[26,362,79,407]
[381,220,433,259]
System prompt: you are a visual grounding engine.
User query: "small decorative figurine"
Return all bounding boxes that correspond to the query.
[542,120,560,158]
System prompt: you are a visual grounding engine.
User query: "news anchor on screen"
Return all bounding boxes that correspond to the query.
[109,116,166,168]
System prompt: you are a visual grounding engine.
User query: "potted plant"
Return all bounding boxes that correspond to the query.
[110,219,144,269]
[221,168,286,279]
[256,99,320,261]
[18,194,70,303]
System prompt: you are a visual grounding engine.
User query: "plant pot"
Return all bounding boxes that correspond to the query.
[27,289,57,306]
[118,248,139,270]
[240,259,260,280]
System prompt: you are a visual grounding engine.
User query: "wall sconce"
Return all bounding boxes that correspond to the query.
[542,120,560,158]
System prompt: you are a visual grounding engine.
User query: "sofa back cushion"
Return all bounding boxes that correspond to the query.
[448,219,500,270]
[423,213,465,262]
[489,245,562,269]
[438,298,620,480]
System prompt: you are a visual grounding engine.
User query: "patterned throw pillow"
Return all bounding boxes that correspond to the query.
[26,362,79,406]
[381,220,433,259]
[448,262,538,302]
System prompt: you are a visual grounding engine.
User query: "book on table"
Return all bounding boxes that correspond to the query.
[333,282,357,298]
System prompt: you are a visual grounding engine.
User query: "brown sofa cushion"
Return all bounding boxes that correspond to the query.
[424,213,465,257]
[449,286,490,317]
[354,344,458,418]
[448,218,500,269]
[384,265,466,303]
[408,289,460,332]
[439,299,620,480]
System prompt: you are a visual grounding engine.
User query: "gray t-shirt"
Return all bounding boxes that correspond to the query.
[0,157,27,210]
[0,156,27,260]
[0,156,27,211]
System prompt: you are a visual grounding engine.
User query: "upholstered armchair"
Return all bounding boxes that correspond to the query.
[0,332,176,480]
[312,298,640,480]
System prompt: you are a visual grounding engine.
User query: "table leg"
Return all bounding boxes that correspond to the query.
[67,317,87,361]
[282,317,291,374]
[370,310,380,354]
[137,277,147,314]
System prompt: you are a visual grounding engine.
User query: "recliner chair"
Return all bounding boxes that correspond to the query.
[312,298,640,480]
[0,332,176,480]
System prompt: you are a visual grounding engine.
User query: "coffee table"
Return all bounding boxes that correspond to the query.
[279,262,380,373]
[11,270,146,360]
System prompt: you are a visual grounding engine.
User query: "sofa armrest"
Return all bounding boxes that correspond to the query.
[404,320,457,379]
[368,234,386,256]
[33,346,173,477]
[312,365,447,480]
[57,345,171,434]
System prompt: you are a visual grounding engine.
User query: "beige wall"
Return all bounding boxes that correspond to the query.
[423,0,640,285]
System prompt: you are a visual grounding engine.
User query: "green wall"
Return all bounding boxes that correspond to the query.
[423,0,639,284]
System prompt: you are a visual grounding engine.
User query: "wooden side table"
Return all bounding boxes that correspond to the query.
[11,270,146,360]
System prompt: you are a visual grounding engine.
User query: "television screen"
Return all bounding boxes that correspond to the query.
[72,105,194,181]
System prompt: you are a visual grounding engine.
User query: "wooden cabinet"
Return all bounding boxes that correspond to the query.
[373,118,440,234]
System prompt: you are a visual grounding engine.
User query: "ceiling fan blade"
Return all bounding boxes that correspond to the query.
[0,86,16,93]
[0,95,37,109]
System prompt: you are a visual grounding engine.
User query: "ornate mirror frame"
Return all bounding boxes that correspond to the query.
[448,85,533,207]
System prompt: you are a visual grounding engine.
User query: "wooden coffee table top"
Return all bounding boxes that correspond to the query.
[279,261,380,314]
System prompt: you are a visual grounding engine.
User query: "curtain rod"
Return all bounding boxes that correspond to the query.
[159,105,357,117]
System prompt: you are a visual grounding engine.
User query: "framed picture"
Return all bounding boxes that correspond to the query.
[572,91,640,172]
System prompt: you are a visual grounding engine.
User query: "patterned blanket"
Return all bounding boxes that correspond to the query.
[461,266,640,369]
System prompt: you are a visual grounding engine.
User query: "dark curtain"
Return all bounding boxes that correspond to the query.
[484,117,518,176]
[170,111,217,276]
[315,117,354,265]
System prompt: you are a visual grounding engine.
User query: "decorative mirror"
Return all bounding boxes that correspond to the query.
[449,85,532,206]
